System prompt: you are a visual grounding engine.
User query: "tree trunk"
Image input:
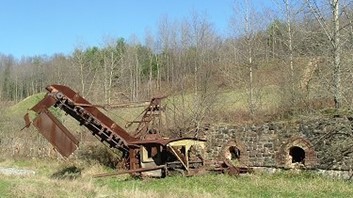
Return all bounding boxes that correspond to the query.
[285,0,294,92]
[332,0,341,109]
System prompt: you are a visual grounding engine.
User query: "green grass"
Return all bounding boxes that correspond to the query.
[0,180,12,197]
[217,85,281,110]
[1,160,353,198]
[8,92,46,116]
[94,172,353,198]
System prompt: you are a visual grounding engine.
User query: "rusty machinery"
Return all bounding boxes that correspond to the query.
[24,84,249,177]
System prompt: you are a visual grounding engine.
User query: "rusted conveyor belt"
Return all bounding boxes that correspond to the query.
[24,84,252,177]
[25,84,138,157]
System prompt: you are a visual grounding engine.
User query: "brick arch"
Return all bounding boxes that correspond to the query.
[276,137,317,169]
[220,139,249,166]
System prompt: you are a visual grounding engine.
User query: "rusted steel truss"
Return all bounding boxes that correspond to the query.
[125,96,167,139]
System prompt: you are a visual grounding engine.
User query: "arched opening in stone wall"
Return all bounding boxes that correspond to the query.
[228,146,240,160]
[276,137,317,169]
[221,140,248,167]
[289,146,305,163]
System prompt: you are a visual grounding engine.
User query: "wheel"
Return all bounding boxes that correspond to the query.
[55,92,64,100]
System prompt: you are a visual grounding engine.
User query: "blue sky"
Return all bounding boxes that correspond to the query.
[0,0,273,58]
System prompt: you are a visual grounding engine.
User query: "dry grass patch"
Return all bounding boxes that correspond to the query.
[9,176,98,198]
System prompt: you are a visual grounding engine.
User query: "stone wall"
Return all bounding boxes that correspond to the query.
[206,114,353,171]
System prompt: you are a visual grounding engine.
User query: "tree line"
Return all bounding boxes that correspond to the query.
[1,0,353,120]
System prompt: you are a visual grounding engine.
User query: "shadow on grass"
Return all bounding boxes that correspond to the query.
[51,166,82,180]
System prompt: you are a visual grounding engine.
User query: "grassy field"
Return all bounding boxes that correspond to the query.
[1,159,353,198]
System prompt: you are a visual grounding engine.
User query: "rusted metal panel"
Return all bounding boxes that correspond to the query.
[31,94,56,113]
[32,110,79,157]
[129,148,140,170]
[23,113,31,128]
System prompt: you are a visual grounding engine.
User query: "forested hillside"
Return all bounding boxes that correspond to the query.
[1,0,352,123]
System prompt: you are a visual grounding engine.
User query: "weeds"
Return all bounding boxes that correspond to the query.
[1,159,353,197]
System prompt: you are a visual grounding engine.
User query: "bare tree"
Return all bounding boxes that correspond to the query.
[271,0,305,106]
[285,0,295,90]
[305,0,342,108]
[332,0,341,108]
[101,38,126,104]
[230,0,267,117]
[125,35,141,101]
[145,30,157,98]
[71,47,100,98]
